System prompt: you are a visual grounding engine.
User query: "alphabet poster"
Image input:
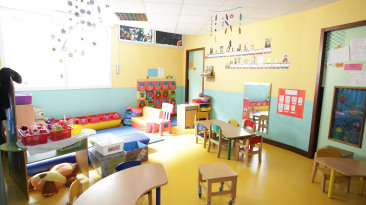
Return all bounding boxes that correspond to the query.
[277,88,305,118]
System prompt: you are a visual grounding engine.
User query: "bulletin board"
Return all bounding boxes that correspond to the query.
[277,88,305,119]
[137,79,176,111]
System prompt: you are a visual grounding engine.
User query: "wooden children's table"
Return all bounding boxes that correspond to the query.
[197,162,238,205]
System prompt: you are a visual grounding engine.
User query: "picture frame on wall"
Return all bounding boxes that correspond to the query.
[155,30,183,48]
[328,86,366,148]
[119,25,154,44]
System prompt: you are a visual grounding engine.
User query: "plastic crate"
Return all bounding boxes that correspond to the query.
[75,116,89,125]
[192,99,200,103]
[18,127,50,146]
[109,112,121,120]
[90,133,124,156]
[88,115,101,123]
[49,125,72,141]
[99,113,111,121]
[66,118,78,124]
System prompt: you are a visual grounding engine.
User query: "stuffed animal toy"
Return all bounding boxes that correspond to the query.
[34,107,49,126]
[28,163,79,197]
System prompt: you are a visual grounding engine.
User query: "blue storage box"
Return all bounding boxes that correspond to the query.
[123,141,148,162]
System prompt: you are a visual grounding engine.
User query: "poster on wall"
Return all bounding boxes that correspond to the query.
[277,88,305,119]
[155,30,183,47]
[119,25,154,44]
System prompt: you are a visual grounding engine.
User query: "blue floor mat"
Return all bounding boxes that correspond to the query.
[95,126,164,144]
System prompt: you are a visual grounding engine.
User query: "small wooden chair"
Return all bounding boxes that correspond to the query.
[310,147,351,193]
[235,135,263,166]
[67,179,83,205]
[195,112,209,148]
[258,115,268,133]
[207,123,228,158]
[243,120,256,132]
[152,103,174,136]
[114,161,153,205]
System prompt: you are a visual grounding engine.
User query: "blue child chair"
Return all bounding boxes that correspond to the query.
[114,161,152,205]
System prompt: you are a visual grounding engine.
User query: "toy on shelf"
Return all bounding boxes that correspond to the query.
[18,125,50,146]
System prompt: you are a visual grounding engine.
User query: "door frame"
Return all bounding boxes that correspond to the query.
[185,47,205,102]
[309,20,366,158]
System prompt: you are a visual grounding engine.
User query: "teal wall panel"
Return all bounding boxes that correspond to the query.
[16,86,184,119]
[205,89,312,151]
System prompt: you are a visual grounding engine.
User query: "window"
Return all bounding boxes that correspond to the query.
[0,8,111,90]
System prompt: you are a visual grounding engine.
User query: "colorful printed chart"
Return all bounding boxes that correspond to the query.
[277,88,305,119]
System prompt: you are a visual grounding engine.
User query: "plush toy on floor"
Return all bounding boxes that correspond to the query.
[28,163,79,197]
[34,107,49,126]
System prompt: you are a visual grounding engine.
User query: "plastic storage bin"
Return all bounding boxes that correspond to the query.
[15,94,32,105]
[87,115,101,123]
[19,127,50,146]
[109,112,122,120]
[99,113,111,121]
[49,125,72,141]
[75,116,89,125]
[124,141,148,162]
[88,147,126,178]
[90,133,125,156]
[70,125,82,135]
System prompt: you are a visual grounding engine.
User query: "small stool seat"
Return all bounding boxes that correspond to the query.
[197,162,238,205]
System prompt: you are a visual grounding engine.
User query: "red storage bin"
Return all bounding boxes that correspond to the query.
[75,116,89,125]
[19,127,50,146]
[88,115,101,123]
[66,118,78,124]
[109,112,121,120]
[99,113,111,121]
[49,125,72,141]
[192,99,200,103]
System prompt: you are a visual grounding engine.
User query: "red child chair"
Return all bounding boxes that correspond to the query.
[152,103,174,136]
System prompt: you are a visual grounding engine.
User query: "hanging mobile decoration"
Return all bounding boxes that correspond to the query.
[239,13,242,34]
[225,28,227,34]
[230,14,234,18]
[226,14,228,20]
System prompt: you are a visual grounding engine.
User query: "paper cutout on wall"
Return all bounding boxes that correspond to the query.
[146,100,154,107]
[138,100,146,108]
[146,82,154,91]
[137,91,146,100]
[162,98,168,103]
[154,90,162,99]
[153,81,162,90]
[168,81,176,89]
[148,69,158,77]
[169,90,176,98]
[137,81,146,91]
[277,88,305,119]
[161,81,169,90]
[169,98,176,106]
[154,99,162,108]
[162,90,169,98]
[146,91,154,100]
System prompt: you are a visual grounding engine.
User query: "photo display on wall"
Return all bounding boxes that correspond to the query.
[277,88,305,118]
[137,79,176,111]
[155,30,183,47]
[119,25,154,44]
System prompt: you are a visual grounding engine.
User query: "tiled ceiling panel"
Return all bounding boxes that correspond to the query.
[0,0,340,36]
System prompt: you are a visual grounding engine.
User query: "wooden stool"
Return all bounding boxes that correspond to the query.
[197,162,238,205]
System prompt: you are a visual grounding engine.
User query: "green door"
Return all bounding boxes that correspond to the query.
[188,50,204,102]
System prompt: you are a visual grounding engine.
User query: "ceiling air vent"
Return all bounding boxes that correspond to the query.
[115,13,148,21]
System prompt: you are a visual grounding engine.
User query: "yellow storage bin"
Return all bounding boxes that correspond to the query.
[70,125,82,135]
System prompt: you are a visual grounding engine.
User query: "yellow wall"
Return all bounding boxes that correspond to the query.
[111,25,185,88]
[184,0,366,101]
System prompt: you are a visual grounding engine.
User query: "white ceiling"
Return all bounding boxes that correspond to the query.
[0,0,339,36]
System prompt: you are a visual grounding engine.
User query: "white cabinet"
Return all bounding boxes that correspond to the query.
[177,104,199,129]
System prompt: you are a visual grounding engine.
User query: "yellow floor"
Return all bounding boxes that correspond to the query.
[3,126,366,205]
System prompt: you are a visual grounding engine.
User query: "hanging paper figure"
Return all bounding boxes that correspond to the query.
[215,14,217,21]
[137,82,145,91]
[146,82,154,91]
[226,14,228,20]
[225,28,228,34]
[239,27,241,34]
[162,81,169,90]
[230,14,234,18]
[146,91,154,100]
[230,25,232,32]
[154,81,162,90]
[225,21,229,26]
